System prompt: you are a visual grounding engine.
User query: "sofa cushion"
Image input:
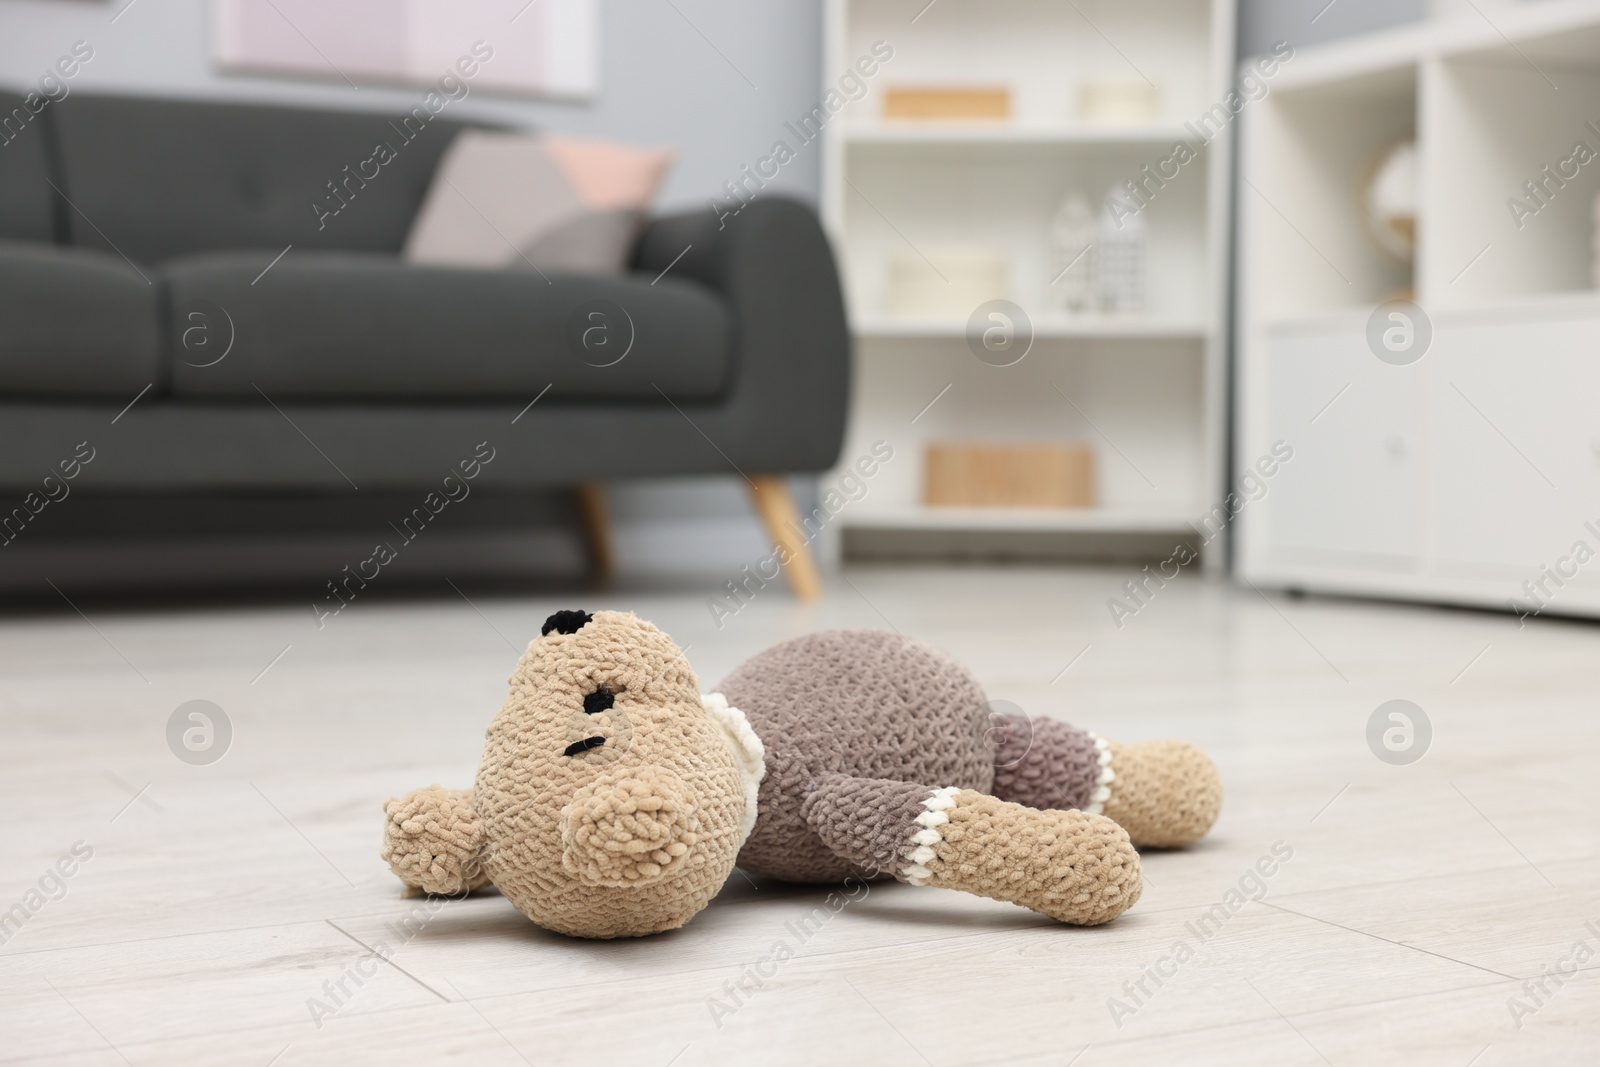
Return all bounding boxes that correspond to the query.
[0,241,161,396]
[161,251,732,401]
[403,130,674,275]
[48,93,472,262]
[0,92,58,242]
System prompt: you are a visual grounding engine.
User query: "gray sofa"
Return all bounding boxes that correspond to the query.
[0,92,849,592]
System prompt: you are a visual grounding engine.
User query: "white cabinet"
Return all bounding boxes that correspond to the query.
[1263,320,1420,564]
[1428,310,1600,579]
[1236,5,1600,618]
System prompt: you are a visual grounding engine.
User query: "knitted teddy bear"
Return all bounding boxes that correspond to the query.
[381,610,1221,939]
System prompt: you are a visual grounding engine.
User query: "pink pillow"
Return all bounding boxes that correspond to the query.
[404,130,675,275]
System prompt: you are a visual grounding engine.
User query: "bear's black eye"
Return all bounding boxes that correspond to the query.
[583,685,614,715]
[542,610,592,636]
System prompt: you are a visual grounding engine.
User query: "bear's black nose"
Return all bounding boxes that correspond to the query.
[542,610,593,636]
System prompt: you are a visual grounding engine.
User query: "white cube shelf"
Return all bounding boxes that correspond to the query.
[1235,0,1600,618]
[822,0,1237,557]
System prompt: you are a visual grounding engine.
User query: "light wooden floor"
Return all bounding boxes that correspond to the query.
[2,564,1597,1066]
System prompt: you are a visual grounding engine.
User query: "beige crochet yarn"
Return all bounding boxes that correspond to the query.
[385,610,746,938]
[381,616,1218,939]
[1101,739,1223,848]
[380,786,491,895]
[932,790,1141,924]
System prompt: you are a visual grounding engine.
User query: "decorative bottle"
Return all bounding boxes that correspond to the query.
[1096,184,1145,315]
[1047,192,1096,312]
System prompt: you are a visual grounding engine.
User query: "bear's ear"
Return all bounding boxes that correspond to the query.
[542,610,593,636]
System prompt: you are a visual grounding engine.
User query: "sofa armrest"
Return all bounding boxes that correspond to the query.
[631,197,850,473]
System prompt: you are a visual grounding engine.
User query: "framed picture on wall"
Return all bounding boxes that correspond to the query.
[211,0,600,100]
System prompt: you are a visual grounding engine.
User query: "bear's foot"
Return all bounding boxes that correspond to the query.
[1100,739,1222,848]
[991,715,1221,848]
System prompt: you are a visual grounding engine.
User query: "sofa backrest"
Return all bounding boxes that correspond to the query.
[47,93,471,262]
[0,91,61,243]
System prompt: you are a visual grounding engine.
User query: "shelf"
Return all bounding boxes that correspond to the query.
[1426,290,1600,325]
[839,505,1201,535]
[1265,25,1427,93]
[1265,292,1600,334]
[1435,0,1600,65]
[1260,1,1600,91]
[1262,307,1373,332]
[841,122,1197,148]
[853,313,1210,340]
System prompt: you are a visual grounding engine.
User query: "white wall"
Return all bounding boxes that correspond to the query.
[0,0,825,212]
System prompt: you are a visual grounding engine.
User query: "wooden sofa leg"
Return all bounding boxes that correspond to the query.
[573,483,614,583]
[746,474,822,601]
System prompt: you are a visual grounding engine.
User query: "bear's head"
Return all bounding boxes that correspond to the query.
[473,610,760,938]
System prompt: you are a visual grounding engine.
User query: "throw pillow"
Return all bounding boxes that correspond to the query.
[403,130,675,275]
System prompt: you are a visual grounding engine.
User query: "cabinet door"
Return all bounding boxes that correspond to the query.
[1428,313,1600,579]
[1262,322,1421,563]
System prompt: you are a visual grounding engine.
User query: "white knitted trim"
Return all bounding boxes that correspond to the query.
[1085,734,1116,815]
[902,786,960,886]
[703,692,765,848]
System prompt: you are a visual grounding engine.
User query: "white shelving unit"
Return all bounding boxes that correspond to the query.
[820,0,1237,559]
[1235,0,1600,617]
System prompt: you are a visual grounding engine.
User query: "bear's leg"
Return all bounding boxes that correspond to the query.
[381,785,491,895]
[990,714,1222,848]
[801,774,1141,926]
